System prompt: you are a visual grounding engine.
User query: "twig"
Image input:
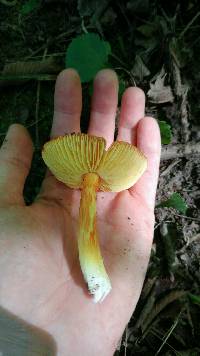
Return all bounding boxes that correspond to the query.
[135,285,156,330]
[179,11,200,39]
[171,212,200,223]
[161,142,200,161]
[110,54,128,68]
[0,74,56,82]
[2,57,60,76]
[155,311,182,355]
[186,303,194,336]
[20,52,66,60]
[142,290,186,334]
[154,220,172,230]
[117,2,132,29]
[24,29,75,60]
[81,19,88,34]
[172,60,190,142]
[0,0,17,6]
[150,328,182,356]
[180,83,190,142]
[115,67,136,86]
[160,159,181,177]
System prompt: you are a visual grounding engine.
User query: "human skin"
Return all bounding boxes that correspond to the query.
[0,69,161,355]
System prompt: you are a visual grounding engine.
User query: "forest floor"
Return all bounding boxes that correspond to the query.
[0,1,200,355]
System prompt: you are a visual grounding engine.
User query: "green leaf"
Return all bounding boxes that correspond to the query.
[65,33,111,83]
[21,0,41,15]
[157,193,188,214]
[158,120,172,144]
[189,293,200,306]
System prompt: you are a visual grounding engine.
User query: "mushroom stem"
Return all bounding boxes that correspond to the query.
[78,173,111,303]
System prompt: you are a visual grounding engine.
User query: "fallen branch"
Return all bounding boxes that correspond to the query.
[0,0,17,6]
[172,60,190,143]
[161,142,200,161]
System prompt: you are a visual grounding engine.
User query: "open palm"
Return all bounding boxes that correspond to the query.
[0,69,160,355]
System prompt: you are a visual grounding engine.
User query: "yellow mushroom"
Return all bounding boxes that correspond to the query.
[42,133,147,303]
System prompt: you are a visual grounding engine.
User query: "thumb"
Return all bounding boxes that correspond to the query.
[0,124,33,206]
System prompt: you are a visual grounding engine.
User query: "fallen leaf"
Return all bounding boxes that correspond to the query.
[147,67,174,103]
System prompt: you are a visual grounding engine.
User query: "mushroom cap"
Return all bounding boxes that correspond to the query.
[42,133,147,192]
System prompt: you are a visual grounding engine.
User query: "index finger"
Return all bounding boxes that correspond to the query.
[36,69,82,204]
[51,68,82,138]
[130,117,161,211]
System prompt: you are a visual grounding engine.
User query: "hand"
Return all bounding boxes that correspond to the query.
[0,69,161,355]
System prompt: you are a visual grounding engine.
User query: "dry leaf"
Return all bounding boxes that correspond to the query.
[147,67,174,103]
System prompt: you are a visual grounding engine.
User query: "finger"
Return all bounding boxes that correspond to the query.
[117,87,145,144]
[51,68,82,138]
[88,69,118,149]
[42,68,82,183]
[37,69,82,205]
[0,124,33,206]
[130,117,161,210]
